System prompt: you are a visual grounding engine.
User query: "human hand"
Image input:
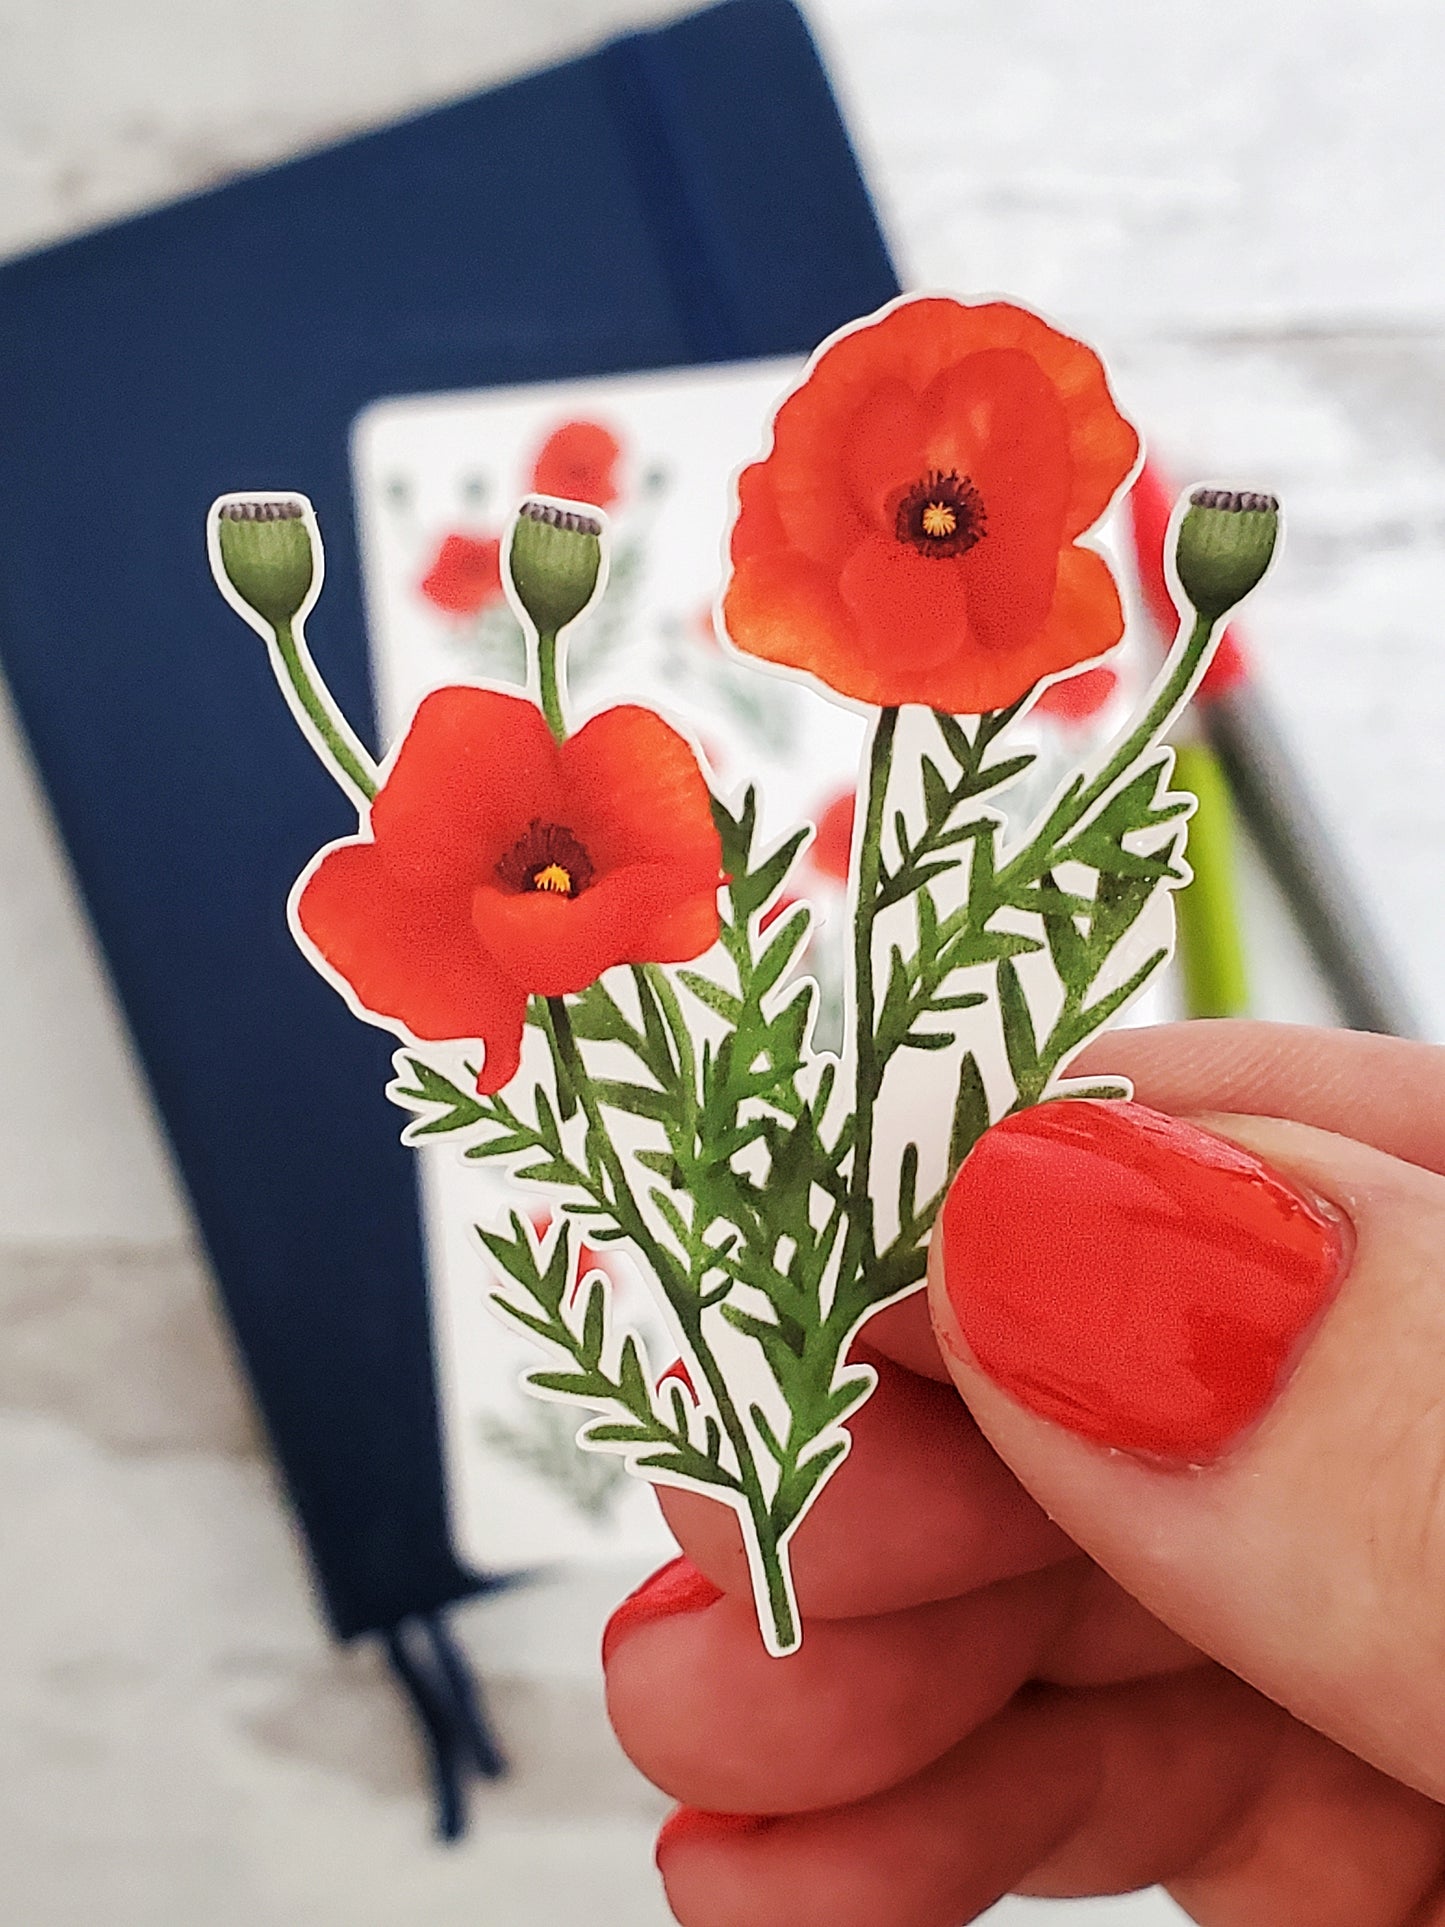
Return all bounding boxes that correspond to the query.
[603,1021,1445,1925]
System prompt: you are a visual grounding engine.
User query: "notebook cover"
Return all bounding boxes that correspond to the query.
[0,0,899,1639]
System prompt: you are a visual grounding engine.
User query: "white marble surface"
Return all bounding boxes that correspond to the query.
[3,0,1444,1920]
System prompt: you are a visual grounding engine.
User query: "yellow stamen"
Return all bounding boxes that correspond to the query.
[532,862,574,896]
[921,501,957,539]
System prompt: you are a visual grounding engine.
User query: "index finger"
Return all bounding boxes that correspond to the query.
[1075,1021,1445,1175]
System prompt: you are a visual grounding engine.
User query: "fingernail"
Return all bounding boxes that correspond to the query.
[602,1555,722,1667]
[655,1805,772,1867]
[941,1099,1347,1463]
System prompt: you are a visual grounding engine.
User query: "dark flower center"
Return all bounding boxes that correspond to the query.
[895,470,987,558]
[496,820,595,898]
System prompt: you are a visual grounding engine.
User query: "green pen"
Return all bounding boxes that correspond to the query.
[1172,733,1250,1018]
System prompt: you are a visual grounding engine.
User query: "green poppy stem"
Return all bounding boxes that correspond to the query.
[847,704,899,1259]
[270,617,379,806]
[815,704,902,1390]
[998,611,1217,899]
[538,629,566,744]
[543,994,797,1652]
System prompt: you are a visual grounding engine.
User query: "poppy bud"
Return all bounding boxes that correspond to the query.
[507,499,604,635]
[215,499,314,627]
[1173,488,1279,621]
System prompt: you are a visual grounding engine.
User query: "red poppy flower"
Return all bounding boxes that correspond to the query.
[1033,663,1119,724]
[525,1211,609,1302]
[296,689,721,1093]
[690,601,721,652]
[758,889,799,934]
[723,296,1140,714]
[529,420,622,512]
[657,1356,696,1397]
[419,533,504,617]
[809,789,856,883]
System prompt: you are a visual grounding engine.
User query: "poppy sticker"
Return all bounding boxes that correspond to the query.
[722,296,1139,714]
[209,294,1281,1654]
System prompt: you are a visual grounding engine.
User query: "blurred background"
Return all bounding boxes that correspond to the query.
[1,0,1443,1921]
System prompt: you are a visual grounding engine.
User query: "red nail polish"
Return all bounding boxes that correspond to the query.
[941,1100,1347,1463]
[601,1555,722,1667]
[655,1806,771,1866]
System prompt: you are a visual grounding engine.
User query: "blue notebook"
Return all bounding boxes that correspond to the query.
[0,0,897,1826]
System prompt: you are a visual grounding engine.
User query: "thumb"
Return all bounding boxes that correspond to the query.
[928,1094,1445,1802]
